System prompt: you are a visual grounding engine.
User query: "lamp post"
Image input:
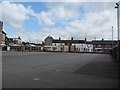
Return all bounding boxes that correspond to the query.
[84,33,87,53]
[115,2,120,61]
[112,26,114,49]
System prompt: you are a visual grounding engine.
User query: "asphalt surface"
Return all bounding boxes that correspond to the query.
[2,51,119,88]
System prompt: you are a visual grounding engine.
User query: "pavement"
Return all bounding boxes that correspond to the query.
[2,51,119,88]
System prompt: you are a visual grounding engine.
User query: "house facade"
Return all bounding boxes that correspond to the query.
[7,37,22,51]
[7,37,22,46]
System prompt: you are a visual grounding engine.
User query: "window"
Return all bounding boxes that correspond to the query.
[49,43,51,45]
[52,47,57,51]
[109,45,111,48]
[98,45,101,47]
[61,47,63,51]
[65,43,68,45]
[106,45,108,48]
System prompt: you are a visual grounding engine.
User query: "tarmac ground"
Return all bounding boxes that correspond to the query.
[2,51,119,88]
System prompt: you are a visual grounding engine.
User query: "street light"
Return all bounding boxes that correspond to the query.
[112,26,114,49]
[115,2,120,61]
[84,33,87,53]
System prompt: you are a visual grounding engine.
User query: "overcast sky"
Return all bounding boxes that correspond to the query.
[0,0,119,43]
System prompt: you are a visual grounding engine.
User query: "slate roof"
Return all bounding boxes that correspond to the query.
[92,40,117,45]
[53,39,85,43]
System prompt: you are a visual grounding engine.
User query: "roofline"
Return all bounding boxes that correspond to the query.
[8,38,21,39]
[2,31,7,35]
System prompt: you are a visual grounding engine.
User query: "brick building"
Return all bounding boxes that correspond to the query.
[92,39,117,54]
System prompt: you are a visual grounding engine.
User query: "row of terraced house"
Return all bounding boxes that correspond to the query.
[43,36,117,54]
[0,21,117,54]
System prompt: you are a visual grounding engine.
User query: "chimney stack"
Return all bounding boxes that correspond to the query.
[59,37,61,40]
[85,38,87,41]
[71,37,73,40]
[0,21,3,32]
[102,38,104,41]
